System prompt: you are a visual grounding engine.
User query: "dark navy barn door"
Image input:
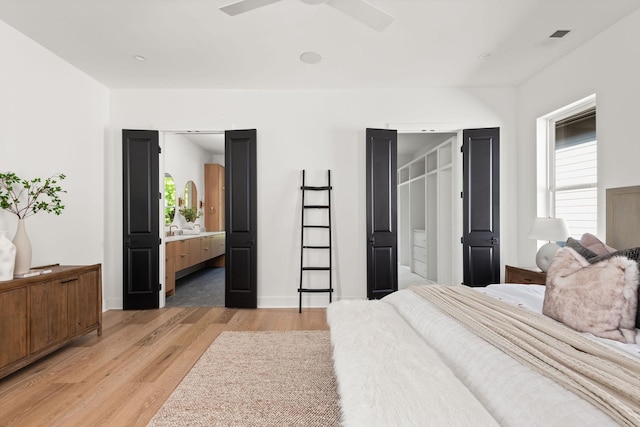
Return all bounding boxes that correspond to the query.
[462,127,500,287]
[225,129,258,308]
[366,128,398,299]
[122,129,160,309]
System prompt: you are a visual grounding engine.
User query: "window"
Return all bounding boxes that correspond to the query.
[548,105,597,239]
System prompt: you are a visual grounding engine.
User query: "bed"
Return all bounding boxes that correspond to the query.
[327,186,640,427]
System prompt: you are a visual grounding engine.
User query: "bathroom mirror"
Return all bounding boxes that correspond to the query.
[184,180,198,210]
[164,173,176,225]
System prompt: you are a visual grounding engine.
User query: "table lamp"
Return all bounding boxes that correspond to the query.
[528,217,570,272]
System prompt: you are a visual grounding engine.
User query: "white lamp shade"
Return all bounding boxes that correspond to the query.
[528,217,570,242]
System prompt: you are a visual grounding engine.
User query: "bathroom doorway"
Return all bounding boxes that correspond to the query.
[162,131,226,307]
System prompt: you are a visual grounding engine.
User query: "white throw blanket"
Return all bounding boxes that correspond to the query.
[327,299,500,427]
[329,288,624,427]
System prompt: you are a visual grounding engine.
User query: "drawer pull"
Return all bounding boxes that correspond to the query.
[61,278,78,284]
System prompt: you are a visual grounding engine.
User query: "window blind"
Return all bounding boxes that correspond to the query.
[555,108,596,149]
[553,108,597,239]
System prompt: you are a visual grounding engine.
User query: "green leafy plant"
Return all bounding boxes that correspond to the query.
[0,172,66,219]
[164,175,176,225]
[179,206,202,223]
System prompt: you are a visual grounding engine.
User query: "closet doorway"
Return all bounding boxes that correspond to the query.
[366,127,500,296]
[397,132,461,289]
[163,131,226,307]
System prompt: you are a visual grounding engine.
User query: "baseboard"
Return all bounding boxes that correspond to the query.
[107,295,363,310]
[258,295,365,308]
[104,297,123,310]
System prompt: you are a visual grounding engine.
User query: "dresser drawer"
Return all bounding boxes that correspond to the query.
[413,260,427,278]
[412,246,426,262]
[412,230,426,248]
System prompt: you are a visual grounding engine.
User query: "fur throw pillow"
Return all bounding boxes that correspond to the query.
[543,247,638,343]
[588,246,640,328]
[562,239,640,328]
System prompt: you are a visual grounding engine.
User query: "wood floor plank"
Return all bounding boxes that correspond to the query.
[47,309,194,384]
[25,315,215,425]
[212,307,238,324]
[0,307,328,427]
[129,323,227,426]
[0,382,73,426]
[179,306,212,324]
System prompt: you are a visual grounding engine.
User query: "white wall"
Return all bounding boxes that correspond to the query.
[0,21,108,289]
[4,6,636,309]
[0,15,525,310]
[164,134,212,230]
[107,88,517,308]
[516,9,640,266]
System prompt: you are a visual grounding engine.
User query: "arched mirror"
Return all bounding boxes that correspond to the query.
[164,173,176,225]
[184,180,198,210]
[181,180,201,223]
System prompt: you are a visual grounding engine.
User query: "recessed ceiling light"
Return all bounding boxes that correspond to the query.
[300,51,322,65]
[133,54,147,61]
[479,52,492,59]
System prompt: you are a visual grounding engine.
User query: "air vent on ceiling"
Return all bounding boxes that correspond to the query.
[550,30,571,38]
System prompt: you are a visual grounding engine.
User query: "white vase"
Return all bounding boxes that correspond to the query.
[0,230,16,281]
[13,219,32,276]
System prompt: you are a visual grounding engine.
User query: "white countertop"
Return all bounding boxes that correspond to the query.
[165,231,225,242]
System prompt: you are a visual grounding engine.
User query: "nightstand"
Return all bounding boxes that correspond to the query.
[505,265,547,285]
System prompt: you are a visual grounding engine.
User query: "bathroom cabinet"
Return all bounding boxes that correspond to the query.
[204,164,225,232]
[165,233,225,295]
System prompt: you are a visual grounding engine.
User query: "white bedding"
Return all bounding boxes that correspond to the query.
[479,284,640,361]
[328,298,500,427]
[328,284,640,427]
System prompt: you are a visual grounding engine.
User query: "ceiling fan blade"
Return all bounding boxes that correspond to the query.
[326,0,394,31]
[220,0,282,16]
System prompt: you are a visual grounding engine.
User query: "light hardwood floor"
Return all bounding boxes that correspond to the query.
[0,307,329,427]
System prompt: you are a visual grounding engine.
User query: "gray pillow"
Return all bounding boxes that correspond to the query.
[588,246,640,265]
[565,237,598,260]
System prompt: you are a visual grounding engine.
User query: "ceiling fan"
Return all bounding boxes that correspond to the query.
[219,0,394,32]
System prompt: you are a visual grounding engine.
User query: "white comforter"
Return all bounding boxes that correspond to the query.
[327,285,632,427]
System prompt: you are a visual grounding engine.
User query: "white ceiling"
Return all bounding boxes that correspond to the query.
[398,132,456,156]
[1,0,638,90]
[182,132,226,154]
[175,124,450,155]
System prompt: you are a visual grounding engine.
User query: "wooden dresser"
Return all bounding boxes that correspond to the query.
[0,264,102,379]
[505,265,547,285]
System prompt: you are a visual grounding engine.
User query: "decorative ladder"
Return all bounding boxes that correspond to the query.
[298,170,333,313]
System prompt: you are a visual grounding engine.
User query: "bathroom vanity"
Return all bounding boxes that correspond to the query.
[165,232,225,296]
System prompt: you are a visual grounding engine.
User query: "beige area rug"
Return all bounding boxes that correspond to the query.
[148,331,342,427]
